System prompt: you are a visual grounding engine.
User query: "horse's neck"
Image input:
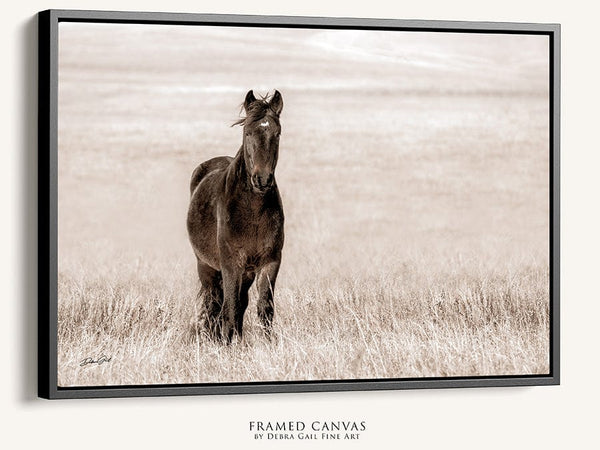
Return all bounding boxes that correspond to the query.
[226,145,251,193]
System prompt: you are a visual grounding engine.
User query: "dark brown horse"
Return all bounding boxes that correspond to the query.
[187,90,284,342]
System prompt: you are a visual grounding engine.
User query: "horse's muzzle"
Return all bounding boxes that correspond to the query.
[251,173,274,193]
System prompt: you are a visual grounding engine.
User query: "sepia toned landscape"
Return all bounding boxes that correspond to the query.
[57,23,550,386]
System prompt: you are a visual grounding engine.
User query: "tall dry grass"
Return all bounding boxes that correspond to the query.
[58,249,548,386]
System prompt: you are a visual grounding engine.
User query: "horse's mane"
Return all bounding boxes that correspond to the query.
[232,94,279,127]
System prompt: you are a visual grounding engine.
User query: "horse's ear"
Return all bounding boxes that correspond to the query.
[270,90,283,115]
[244,90,257,111]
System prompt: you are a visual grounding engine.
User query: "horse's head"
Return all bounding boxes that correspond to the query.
[237,90,283,194]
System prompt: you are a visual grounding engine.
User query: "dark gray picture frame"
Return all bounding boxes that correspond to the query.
[38,9,560,399]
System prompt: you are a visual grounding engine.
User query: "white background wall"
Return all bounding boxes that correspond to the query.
[2,1,598,448]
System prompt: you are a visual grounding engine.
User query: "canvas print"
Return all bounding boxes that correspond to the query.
[56,22,550,387]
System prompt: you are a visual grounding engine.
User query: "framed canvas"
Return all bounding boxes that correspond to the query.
[38,9,560,399]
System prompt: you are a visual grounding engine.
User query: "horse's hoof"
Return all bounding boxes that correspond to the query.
[188,317,205,341]
[262,329,276,344]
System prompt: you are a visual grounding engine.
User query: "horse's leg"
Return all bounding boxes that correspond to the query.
[256,261,280,338]
[235,273,256,337]
[196,260,223,340]
[221,270,255,343]
[221,266,243,343]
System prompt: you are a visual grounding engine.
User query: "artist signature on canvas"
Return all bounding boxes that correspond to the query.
[80,355,112,367]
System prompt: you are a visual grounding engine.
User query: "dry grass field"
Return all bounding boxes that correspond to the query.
[57,24,550,386]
